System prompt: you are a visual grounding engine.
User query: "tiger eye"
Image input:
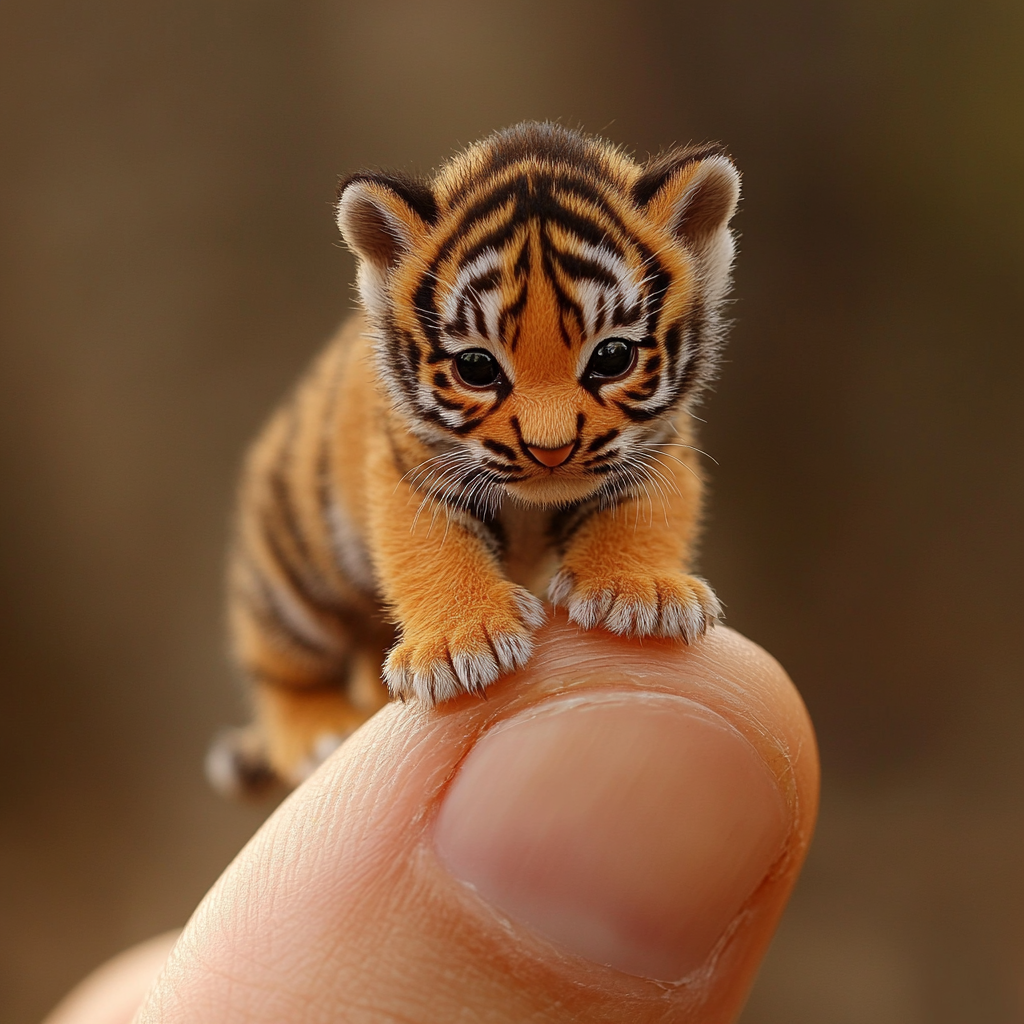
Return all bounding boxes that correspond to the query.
[455,349,501,387]
[586,338,635,380]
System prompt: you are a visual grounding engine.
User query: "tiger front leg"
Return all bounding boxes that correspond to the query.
[384,572,546,703]
[549,451,721,642]
[368,445,545,705]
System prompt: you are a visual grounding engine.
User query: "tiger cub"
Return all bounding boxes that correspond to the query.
[209,122,741,793]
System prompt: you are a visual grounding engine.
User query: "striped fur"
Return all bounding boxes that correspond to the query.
[213,123,740,791]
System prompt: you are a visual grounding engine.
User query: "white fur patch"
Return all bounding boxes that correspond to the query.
[441,248,505,341]
[562,238,644,338]
[324,491,376,594]
[355,262,391,323]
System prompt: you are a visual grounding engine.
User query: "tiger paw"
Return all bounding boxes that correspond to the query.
[384,586,546,704]
[549,567,721,642]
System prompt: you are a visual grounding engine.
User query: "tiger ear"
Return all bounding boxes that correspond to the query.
[336,172,437,317]
[633,145,741,302]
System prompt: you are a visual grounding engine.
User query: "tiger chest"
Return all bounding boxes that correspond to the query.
[495,503,561,598]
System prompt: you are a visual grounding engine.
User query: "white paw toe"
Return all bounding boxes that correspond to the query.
[451,648,502,693]
[605,596,659,636]
[513,587,547,629]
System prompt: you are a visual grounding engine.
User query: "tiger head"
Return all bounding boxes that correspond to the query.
[336,122,740,511]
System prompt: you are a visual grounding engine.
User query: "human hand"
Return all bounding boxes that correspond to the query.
[45,613,818,1024]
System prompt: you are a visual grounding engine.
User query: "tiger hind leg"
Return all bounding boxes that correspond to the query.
[207,646,389,797]
[255,677,376,783]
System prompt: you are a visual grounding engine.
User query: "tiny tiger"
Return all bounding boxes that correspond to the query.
[207,122,741,795]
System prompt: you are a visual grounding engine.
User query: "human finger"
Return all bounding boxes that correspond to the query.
[136,616,818,1023]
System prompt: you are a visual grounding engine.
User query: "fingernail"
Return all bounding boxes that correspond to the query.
[434,692,788,980]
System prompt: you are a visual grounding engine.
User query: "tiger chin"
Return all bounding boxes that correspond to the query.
[207,121,740,796]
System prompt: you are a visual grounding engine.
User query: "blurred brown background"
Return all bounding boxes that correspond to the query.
[1,0,1021,1020]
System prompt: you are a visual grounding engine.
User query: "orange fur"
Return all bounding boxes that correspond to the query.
[212,123,741,790]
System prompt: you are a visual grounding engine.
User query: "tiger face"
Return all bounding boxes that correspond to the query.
[337,123,739,512]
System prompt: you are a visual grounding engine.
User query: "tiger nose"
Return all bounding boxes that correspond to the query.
[526,443,575,468]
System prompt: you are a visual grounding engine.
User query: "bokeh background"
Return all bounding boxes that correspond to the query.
[1,1,1021,1020]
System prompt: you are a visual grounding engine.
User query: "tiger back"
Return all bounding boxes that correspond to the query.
[209,122,740,794]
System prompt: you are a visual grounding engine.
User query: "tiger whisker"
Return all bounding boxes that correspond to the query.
[426,465,478,536]
[619,460,664,526]
[409,451,481,532]
[636,447,704,485]
[620,454,675,527]
[639,441,719,466]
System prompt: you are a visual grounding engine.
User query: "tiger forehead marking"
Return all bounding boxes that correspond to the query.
[434,206,652,355]
[421,168,677,355]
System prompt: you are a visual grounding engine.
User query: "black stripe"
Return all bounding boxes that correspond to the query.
[239,575,333,660]
[386,325,422,403]
[549,173,637,238]
[473,299,488,339]
[259,505,343,627]
[513,235,531,276]
[594,291,608,334]
[498,278,529,349]
[267,410,313,568]
[642,263,673,336]
[536,190,626,255]
[432,390,469,412]
[540,243,585,346]
[624,374,660,399]
[587,428,619,453]
[483,438,519,460]
[458,212,525,270]
[452,417,485,435]
[470,268,501,293]
[615,400,670,423]
[676,347,707,400]
[664,322,685,370]
[481,458,523,474]
[548,247,618,288]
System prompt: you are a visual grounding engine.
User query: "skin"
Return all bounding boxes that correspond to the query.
[43,617,818,1024]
